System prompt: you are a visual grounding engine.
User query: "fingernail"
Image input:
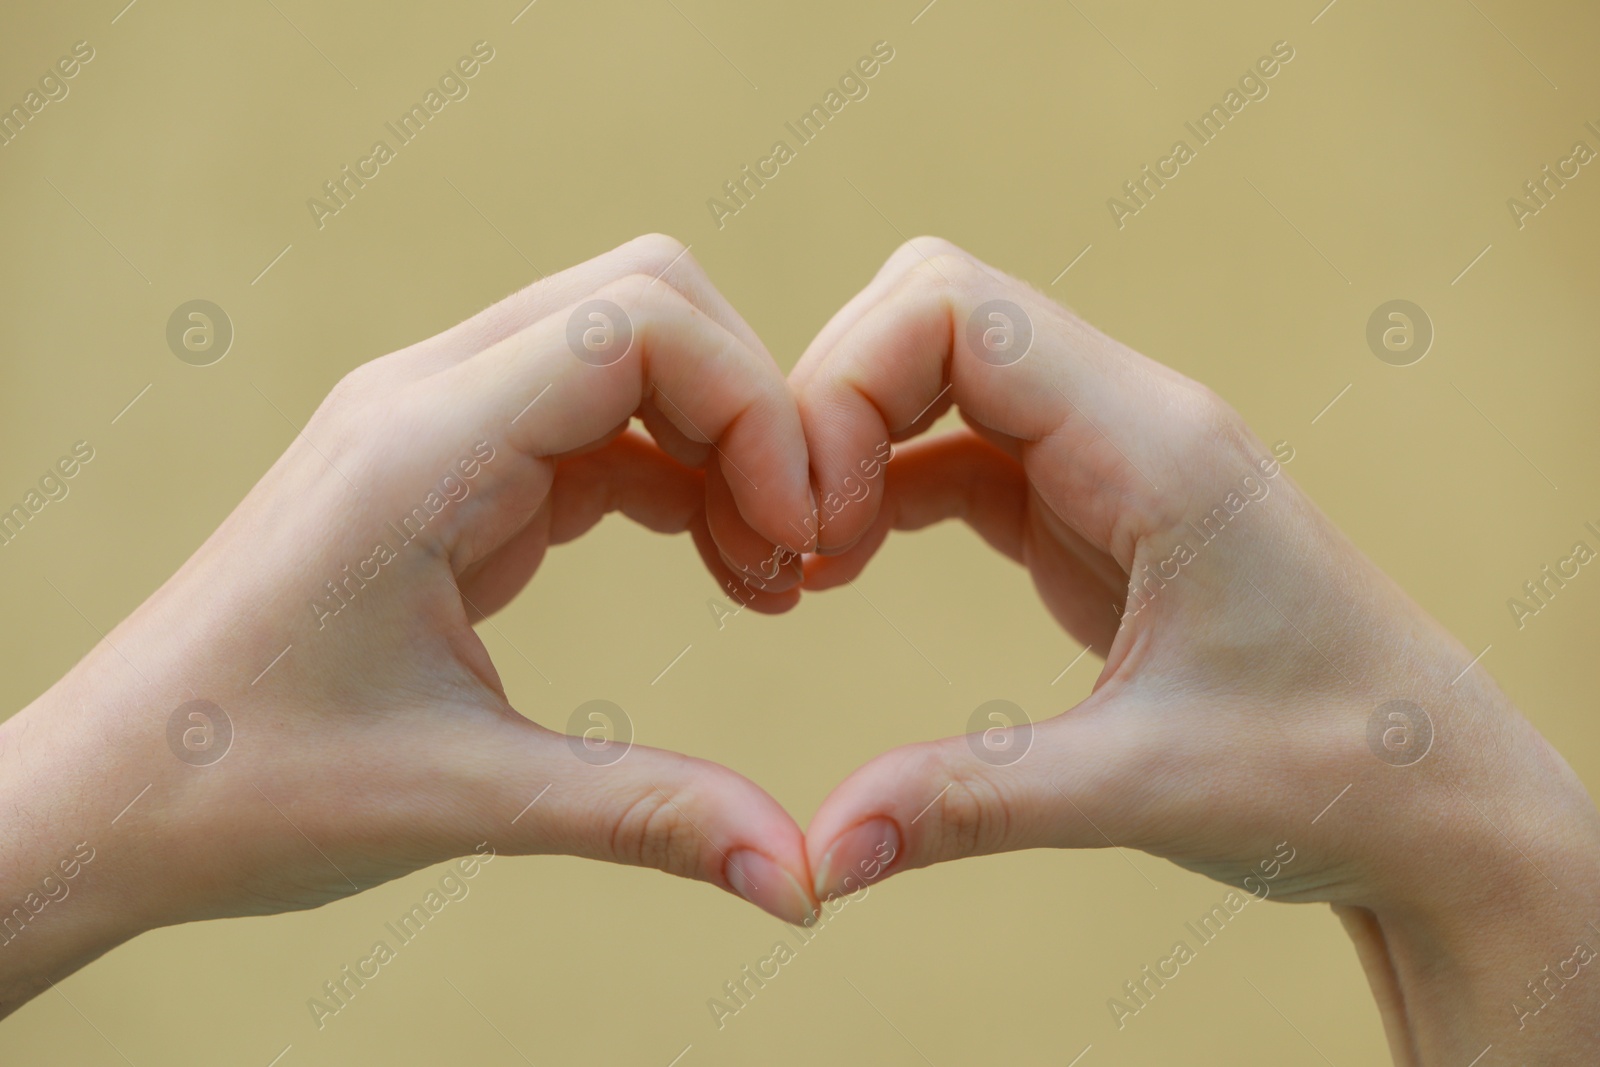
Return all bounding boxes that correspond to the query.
[786,490,819,555]
[721,546,803,594]
[765,549,804,592]
[815,528,866,558]
[813,818,901,901]
[726,850,817,926]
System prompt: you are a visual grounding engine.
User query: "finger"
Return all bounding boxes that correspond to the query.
[704,465,803,595]
[457,506,551,623]
[958,408,1025,463]
[473,715,818,925]
[791,239,1243,565]
[789,236,972,394]
[802,432,1124,653]
[804,432,1028,589]
[457,433,805,620]
[545,431,706,544]
[389,234,774,380]
[426,273,813,577]
[454,431,703,620]
[690,514,803,616]
[1021,504,1128,648]
[637,395,713,469]
[805,701,1147,901]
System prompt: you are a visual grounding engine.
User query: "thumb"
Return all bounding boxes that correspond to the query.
[467,711,819,925]
[806,697,1148,900]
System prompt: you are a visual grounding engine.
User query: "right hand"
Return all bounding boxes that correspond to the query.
[788,237,1600,1061]
[0,234,826,1017]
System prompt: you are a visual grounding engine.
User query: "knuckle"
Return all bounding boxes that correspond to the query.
[905,250,986,298]
[1172,381,1248,456]
[895,235,966,265]
[593,273,696,334]
[322,362,386,411]
[925,769,1012,861]
[607,785,704,879]
[596,271,669,309]
[303,365,392,467]
[624,232,695,278]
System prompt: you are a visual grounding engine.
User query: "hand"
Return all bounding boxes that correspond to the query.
[790,238,1600,1061]
[0,235,822,1016]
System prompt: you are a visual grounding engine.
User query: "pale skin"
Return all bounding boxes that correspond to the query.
[1,235,1595,1062]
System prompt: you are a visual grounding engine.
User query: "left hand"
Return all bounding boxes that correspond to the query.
[786,237,1600,1060]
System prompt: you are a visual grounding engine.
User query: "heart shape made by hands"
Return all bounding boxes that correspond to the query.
[144,235,1429,962]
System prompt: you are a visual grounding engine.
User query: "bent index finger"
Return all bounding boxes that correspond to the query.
[393,234,776,381]
[792,247,1185,562]
[788,236,969,396]
[451,272,813,558]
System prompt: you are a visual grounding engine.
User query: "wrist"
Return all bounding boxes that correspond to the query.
[1357,703,1600,1060]
[1372,839,1600,1061]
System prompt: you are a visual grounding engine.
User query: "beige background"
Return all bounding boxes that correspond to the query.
[3,0,1598,1063]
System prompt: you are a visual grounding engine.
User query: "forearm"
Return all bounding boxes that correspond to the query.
[1273,528,1600,1061]
[1355,862,1600,1063]
[0,651,180,1018]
